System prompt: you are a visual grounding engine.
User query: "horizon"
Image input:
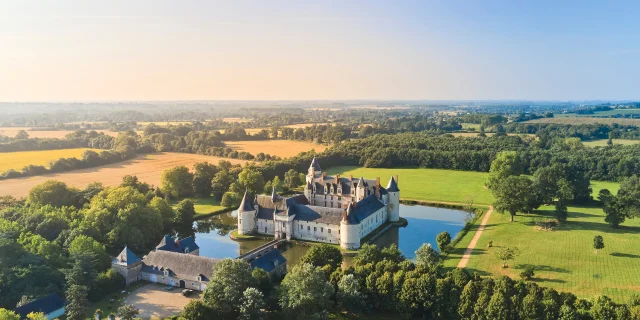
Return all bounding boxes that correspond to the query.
[2,1,640,101]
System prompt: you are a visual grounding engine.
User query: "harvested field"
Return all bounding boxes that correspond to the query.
[223,117,252,123]
[0,127,118,138]
[0,148,94,172]
[525,117,640,126]
[0,153,250,198]
[245,123,332,135]
[225,140,327,158]
[137,121,194,126]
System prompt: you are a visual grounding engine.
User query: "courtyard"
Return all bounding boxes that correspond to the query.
[123,283,201,319]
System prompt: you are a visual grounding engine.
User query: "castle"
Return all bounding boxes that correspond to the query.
[237,158,400,249]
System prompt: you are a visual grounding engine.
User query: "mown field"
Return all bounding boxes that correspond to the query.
[525,117,640,126]
[0,153,250,198]
[445,205,640,302]
[171,197,225,217]
[0,148,94,172]
[582,139,640,147]
[244,123,332,134]
[226,140,327,158]
[0,127,118,138]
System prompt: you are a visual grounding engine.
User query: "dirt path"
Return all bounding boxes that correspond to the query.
[457,206,494,268]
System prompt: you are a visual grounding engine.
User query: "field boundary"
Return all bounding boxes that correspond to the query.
[456,206,494,268]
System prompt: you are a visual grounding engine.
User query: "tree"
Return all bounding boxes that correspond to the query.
[26,312,47,320]
[203,258,256,316]
[251,268,272,297]
[15,130,29,139]
[120,175,150,194]
[336,274,367,314]
[239,287,265,320]
[300,244,343,273]
[117,304,140,320]
[68,235,111,272]
[65,284,88,320]
[520,266,535,280]
[181,300,215,320]
[279,263,333,319]
[221,192,239,207]
[488,151,522,188]
[492,175,535,222]
[415,243,440,267]
[147,196,176,227]
[211,170,235,201]
[495,246,520,268]
[593,235,604,254]
[27,180,77,208]
[192,162,218,196]
[284,169,303,190]
[436,231,451,251]
[174,199,196,228]
[486,291,510,320]
[0,309,20,320]
[235,166,265,196]
[160,166,194,199]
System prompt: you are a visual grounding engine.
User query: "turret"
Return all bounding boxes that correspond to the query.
[356,177,366,201]
[306,157,322,184]
[386,176,400,222]
[111,246,143,285]
[340,202,361,249]
[237,190,257,235]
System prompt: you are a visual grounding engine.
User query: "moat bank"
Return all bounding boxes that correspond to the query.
[188,204,472,264]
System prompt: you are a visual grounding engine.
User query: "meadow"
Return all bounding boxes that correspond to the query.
[0,148,94,172]
[582,139,640,147]
[0,127,118,138]
[0,153,250,198]
[244,123,332,135]
[136,121,195,126]
[226,140,327,158]
[171,197,225,217]
[445,205,640,302]
[525,117,640,126]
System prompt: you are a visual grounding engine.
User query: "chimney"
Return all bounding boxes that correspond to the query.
[322,172,326,182]
[394,175,399,186]
[349,175,353,181]
[336,174,340,181]
[375,177,380,198]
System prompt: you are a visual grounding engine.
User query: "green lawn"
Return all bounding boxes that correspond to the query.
[582,139,640,147]
[447,205,640,302]
[170,196,225,217]
[327,166,495,205]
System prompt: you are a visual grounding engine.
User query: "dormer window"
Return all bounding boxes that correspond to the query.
[184,248,189,254]
[197,275,203,282]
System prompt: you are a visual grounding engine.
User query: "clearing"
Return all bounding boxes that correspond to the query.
[445,205,640,303]
[582,139,640,147]
[0,148,94,172]
[525,117,640,126]
[124,283,200,319]
[0,152,250,198]
[225,140,327,158]
[0,127,118,138]
[171,197,225,217]
[245,123,332,135]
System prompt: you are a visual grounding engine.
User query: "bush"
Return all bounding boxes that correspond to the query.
[520,266,535,280]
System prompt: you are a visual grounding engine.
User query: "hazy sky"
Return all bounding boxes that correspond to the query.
[1,0,639,101]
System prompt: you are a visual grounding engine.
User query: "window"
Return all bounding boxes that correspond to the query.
[321,227,324,232]
[300,225,303,230]
[328,229,331,234]
[239,219,242,224]
[307,226,310,231]
[314,227,317,231]
[265,227,267,233]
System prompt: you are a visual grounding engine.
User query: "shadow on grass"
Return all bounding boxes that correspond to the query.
[463,268,491,277]
[611,252,640,259]
[513,264,572,273]
[533,278,567,284]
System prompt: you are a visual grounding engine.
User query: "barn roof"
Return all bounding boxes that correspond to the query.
[141,250,218,282]
[112,246,141,266]
[250,249,287,273]
[14,293,65,319]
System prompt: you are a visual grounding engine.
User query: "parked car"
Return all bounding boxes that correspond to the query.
[182,289,194,296]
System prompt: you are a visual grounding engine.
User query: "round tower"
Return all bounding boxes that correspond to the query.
[237,190,257,235]
[386,176,400,222]
[340,203,361,249]
[306,157,322,184]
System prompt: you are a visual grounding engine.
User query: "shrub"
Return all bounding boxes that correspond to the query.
[520,266,535,280]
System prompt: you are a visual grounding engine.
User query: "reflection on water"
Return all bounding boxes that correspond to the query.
[190,204,470,263]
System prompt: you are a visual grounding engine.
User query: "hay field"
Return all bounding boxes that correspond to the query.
[245,123,332,135]
[525,117,640,126]
[0,148,94,172]
[0,127,118,138]
[225,140,327,158]
[0,153,250,198]
[223,117,252,123]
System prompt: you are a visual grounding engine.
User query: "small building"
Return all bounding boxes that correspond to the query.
[139,250,218,291]
[155,234,200,255]
[14,293,65,320]
[249,249,287,280]
[111,246,143,285]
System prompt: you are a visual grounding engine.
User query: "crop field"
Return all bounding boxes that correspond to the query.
[525,117,640,126]
[582,139,640,147]
[0,148,94,172]
[0,127,118,138]
[136,121,195,126]
[446,205,640,302]
[245,123,332,134]
[225,140,327,158]
[222,117,252,123]
[0,152,250,198]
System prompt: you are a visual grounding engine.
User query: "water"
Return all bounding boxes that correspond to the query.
[189,204,471,263]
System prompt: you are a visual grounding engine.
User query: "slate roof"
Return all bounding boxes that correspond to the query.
[14,293,65,319]
[141,250,218,282]
[310,157,322,171]
[345,194,386,224]
[255,194,308,220]
[289,204,345,224]
[250,249,287,273]
[112,246,141,266]
[386,176,400,192]
[156,235,200,254]
[239,190,255,212]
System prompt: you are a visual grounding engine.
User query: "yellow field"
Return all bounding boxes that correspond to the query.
[223,117,252,123]
[0,127,118,138]
[0,148,94,172]
[225,140,327,158]
[137,121,194,126]
[0,152,251,198]
[245,123,332,135]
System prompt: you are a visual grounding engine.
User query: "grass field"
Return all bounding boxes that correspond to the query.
[0,148,94,172]
[582,139,640,147]
[245,123,332,135]
[525,117,640,126]
[0,127,118,138]
[225,140,327,158]
[445,205,640,302]
[0,153,250,198]
[461,123,481,130]
[170,197,225,217]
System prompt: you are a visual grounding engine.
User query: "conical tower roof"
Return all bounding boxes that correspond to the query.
[386,176,399,192]
[310,157,322,171]
[239,190,255,211]
[271,186,278,203]
[357,176,366,188]
[113,246,141,266]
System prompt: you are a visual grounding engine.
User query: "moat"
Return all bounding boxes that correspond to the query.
[188,204,472,264]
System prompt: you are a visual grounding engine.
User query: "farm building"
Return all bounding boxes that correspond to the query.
[237,158,400,249]
[14,293,65,320]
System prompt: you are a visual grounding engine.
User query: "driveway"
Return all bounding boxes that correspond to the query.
[124,283,201,319]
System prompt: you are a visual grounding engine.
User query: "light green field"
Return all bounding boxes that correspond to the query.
[446,205,640,302]
[0,148,93,172]
[170,197,225,217]
[582,139,640,147]
[326,166,495,205]
[461,123,481,130]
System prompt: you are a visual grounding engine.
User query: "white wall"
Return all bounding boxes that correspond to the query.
[293,220,341,244]
[358,207,387,238]
[257,219,275,235]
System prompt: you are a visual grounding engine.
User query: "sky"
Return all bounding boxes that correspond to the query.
[0,0,639,101]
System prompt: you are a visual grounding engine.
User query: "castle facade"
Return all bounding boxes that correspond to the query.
[237,158,400,249]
